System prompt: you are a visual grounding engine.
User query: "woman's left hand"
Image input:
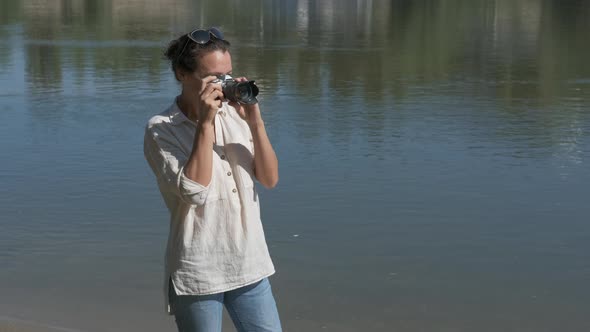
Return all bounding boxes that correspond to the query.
[229,77,263,127]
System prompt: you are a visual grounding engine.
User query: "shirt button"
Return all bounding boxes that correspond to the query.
[232,188,237,193]
[221,155,226,160]
[249,138,253,142]
[227,171,232,176]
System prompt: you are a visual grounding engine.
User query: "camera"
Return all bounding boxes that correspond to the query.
[214,74,259,105]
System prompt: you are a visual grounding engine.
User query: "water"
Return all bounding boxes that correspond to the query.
[1,1,589,331]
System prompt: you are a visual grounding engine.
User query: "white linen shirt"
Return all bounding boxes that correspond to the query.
[143,100,275,315]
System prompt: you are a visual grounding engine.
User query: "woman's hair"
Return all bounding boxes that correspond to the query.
[164,33,231,81]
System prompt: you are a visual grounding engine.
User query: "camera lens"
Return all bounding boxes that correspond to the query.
[222,80,259,105]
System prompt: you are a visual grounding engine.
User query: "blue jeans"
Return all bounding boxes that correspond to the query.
[169,278,282,332]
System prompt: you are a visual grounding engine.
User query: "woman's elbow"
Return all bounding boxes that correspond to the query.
[261,175,279,189]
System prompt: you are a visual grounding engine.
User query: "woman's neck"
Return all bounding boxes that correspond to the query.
[176,93,199,122]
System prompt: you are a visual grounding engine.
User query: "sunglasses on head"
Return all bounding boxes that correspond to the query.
[178,27,225,58]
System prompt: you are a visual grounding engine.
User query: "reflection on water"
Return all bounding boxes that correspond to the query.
[1,1,589,331]
[1,1,588,153]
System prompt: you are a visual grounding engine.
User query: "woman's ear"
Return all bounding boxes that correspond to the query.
[175,69,185,82]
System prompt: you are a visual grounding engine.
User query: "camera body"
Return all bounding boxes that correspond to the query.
[215,74,259,105]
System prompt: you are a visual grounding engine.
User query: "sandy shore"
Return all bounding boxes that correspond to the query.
[0,318,81,332]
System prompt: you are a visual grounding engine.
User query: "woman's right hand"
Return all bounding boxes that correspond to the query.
[197,76,224,126]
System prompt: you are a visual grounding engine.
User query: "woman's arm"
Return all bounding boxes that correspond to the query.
[249,113,279,189]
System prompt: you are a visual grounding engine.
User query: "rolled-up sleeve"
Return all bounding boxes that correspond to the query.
[144,124,210,206]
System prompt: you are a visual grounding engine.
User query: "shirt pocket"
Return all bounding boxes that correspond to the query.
[224,142,255,189]
[203,154,227,202]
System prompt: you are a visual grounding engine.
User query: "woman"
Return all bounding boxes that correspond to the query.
[143,27,282,332]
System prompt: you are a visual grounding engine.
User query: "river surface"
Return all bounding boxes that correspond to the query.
[1,1,589,331]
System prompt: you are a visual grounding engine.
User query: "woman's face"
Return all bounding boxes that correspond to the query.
[179,50,233,93]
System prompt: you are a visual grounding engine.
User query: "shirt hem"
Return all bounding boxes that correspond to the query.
[166,269,276,315]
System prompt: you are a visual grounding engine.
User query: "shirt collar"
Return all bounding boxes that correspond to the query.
[168,98,196,126]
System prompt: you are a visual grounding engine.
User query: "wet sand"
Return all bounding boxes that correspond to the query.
[0,318,81,332]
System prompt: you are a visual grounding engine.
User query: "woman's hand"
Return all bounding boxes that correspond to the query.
[229,76,263,127]
[198,75,225,126]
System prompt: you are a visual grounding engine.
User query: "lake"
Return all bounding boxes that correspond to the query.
[1,1,589,331]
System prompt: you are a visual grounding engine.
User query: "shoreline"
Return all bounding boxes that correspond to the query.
[0,317,82,332]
